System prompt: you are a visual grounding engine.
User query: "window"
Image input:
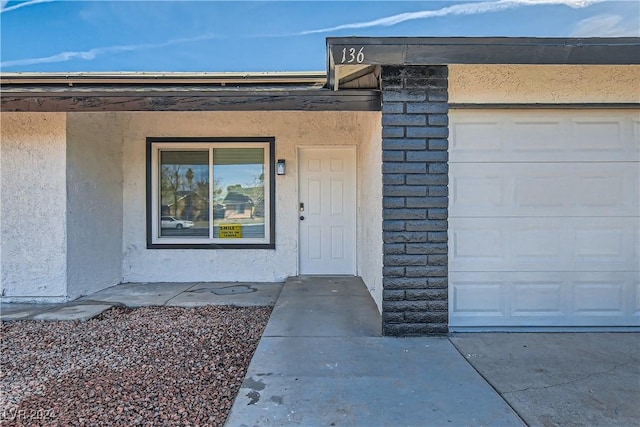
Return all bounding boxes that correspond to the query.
[147,137,275,249]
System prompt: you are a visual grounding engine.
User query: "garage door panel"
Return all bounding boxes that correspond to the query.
[575,228,622,258]
[511,121,564,152]
[514,175,565,209]
[635,282,640,317]
[512,282,564,316]
[573,282,624,316]
[450,217,637,272]
[449,272,639,327]
[449,109,639,329]
[450,110,639,163]
[452,175,504,209]
[450,163,639,217]
[451,228,504,261]
[450,120,503,154]
[572,119,625,152]
[451,282,505,316]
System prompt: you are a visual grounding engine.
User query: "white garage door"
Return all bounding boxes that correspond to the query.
[449,109,640,329]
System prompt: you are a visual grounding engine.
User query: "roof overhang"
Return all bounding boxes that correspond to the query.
[3,37,639,112]
[1,87,381,112]
[0,71,380,112]
[327,37,640,90]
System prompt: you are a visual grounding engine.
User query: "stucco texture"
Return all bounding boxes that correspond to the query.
[121,111,383,298]
[66,113,123,300]
[357,117,384,309]
[449,65,640,104]
[1,113,68,301]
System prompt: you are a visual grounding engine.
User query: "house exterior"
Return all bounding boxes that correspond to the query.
[223,192,257,219]
[1,37,638,335]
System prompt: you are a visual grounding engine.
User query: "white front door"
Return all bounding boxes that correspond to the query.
[298,147,356,275]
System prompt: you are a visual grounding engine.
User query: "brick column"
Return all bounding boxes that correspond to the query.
[381,65,449,336]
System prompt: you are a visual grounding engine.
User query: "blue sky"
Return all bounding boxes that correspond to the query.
[1,0,638,72]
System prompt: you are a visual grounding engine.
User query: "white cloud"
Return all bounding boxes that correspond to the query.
[1,0,54,14]
[512,0,601,6]
[299,0,606,35]
[0,33,221,68]
[571,14,640,37]
[0,0,617,69]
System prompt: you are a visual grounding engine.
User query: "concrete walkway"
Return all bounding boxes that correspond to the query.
[226,276,523,427]
[0,282,283,321]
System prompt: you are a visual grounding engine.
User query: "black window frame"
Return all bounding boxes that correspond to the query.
[146,137,276,249]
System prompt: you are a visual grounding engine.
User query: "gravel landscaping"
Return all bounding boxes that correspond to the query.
[1,305,271,426]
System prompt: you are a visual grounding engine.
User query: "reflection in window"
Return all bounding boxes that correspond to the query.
[213,148,265,239]
[159,151,209,238]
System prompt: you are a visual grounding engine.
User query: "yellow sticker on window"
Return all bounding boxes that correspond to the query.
[219,224,242,238]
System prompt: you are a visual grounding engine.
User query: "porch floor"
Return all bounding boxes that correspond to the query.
[0,281,283,321]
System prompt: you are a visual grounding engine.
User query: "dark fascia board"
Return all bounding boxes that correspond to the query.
[1,89,381,112]
[327,36,640,89]
[0,71,326,86]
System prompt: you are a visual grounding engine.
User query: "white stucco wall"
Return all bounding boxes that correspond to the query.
[449,65,640,104]
[0,115,2,298]
[357,115,383,310]
[66,113,124,299]
[1,113,68,302]
[121,111,382,284]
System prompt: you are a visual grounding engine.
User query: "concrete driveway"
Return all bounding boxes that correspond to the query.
[450,333,640,427]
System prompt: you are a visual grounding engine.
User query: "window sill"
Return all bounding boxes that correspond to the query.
[146,242,276,250]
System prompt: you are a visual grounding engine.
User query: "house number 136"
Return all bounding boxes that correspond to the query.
[340,47,365,64]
